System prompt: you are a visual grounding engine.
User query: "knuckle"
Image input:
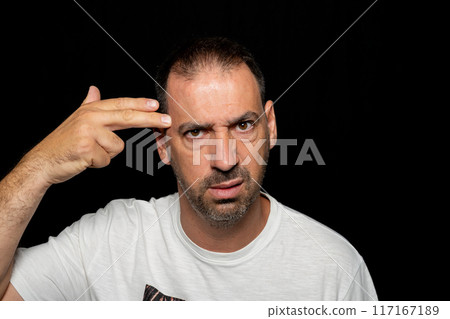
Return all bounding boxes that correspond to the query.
[76,122,94,137]
[115,136,125,151]
[102,156,111,167]
[114,98,124,109]
[110,134,125,153]
[76,137,95,155]
[121,109,135,122]
[144,112,157,124]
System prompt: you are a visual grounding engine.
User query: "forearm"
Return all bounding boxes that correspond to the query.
[0,157,50,295]
[0,87,164,298]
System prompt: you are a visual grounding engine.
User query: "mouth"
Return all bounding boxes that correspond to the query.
[208,178,244,199]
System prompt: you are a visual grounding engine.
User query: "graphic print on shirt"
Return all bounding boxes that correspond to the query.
[142,284,185,301]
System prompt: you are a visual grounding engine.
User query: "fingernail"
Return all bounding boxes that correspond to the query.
[161,115,172,125]
[147,100,158,109]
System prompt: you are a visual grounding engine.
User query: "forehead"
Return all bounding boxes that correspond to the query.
[166,64,262,126]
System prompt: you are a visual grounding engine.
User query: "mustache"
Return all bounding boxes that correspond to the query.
[201,166,250,188]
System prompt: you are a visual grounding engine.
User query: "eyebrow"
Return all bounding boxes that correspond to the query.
[178,111,261,135]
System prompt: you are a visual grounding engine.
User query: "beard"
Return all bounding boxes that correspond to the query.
[171,142,269,229]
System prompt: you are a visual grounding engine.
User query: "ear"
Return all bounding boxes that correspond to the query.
[263,100,277,149]
[154,129,171,165]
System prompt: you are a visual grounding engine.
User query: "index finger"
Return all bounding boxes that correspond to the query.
[89,97,159,112]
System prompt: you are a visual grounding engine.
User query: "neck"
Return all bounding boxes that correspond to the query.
[178,187,270,253]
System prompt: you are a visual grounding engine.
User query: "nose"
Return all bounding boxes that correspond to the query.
[210,134,238,172]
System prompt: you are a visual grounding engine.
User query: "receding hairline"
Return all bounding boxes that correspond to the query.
[170,53,248,79]
[155,37,266,114]
[168,61,256,83]
[165,62,264,112]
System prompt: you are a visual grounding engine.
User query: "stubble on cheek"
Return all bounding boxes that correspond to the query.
[170,139,270,229]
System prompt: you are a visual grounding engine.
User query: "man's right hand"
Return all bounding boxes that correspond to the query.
[22,86,172,186]
[1,85,171,300]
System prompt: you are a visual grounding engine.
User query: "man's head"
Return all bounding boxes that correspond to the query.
[155,37,277,229]
[155,37,266,114]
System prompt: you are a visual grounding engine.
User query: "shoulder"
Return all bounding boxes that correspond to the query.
[269,195,364,271]
[75,193,179,239]
[90,192,177,219]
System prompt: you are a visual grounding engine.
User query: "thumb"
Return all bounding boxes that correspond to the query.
[82,85,101,104]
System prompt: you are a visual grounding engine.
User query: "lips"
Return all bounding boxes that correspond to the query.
[210,178,243,189]
[208,178,243,199]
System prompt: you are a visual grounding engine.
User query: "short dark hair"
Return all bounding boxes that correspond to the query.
[155,37,265,114]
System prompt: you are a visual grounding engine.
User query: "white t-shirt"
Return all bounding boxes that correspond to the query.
[11,192,377,301]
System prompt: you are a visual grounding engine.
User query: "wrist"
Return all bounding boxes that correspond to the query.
[13,155,53,193]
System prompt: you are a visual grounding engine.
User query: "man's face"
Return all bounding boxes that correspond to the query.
[158,64,277,228]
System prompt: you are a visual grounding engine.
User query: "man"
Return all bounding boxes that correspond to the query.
[0,37,377,300]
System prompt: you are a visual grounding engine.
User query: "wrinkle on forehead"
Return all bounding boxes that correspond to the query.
[166,64,262,126]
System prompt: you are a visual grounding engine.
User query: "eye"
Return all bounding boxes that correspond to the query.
[186,129,204,138]
[236,121,254,132]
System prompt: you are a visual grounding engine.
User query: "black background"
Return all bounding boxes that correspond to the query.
[2,0,446,300]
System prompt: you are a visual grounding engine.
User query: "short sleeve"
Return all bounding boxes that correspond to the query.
[10,206,111,301]
[343,260,378,301]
